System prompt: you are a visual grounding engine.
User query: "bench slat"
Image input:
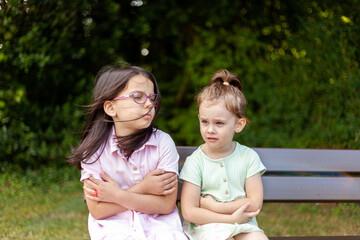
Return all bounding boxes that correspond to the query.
[178,177,360,202]
[255,148,360,173]
[263,176,360,202]
[177,147,360,173]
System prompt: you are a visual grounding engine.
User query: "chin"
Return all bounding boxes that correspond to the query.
[141,121,152,129]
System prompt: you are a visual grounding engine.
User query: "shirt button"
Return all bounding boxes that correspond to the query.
[220,163,224,167]
[223,178,227,182]
[133,166,138,171]
[225,190,229,194]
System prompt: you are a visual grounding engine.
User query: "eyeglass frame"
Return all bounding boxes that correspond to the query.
[112,91,158,105]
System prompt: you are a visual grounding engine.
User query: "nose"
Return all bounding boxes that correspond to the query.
[144,97,153,108]
[207,124,215,134]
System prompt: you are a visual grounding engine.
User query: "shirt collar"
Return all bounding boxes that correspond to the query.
[109,126,157,154]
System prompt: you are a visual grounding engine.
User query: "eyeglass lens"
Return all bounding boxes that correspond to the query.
[132,91,157,104]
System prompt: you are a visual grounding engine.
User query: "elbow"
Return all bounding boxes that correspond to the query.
[90,211,107,220]
[181,206,193,222]
[155,197,176,215]
[254,203,263,212]
[159,204,175,215]
[182,212,191,222]
[181,212,189,222]
[248,200,263,212]
[158,194,178,214]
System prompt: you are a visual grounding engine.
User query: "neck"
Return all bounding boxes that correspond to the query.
[113,123,133,137]
[202,142,236,159]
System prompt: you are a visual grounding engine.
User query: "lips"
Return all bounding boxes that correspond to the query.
[144,113,152,120]
[207,137,218,142]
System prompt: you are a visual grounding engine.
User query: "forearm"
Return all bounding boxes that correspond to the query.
[86,181,176,218]
[182,205,234,225]
[204,197,262,214]
[181,181,256,225]
[112,188,177,215]
[88,194,175,220]
[87,200,127,220]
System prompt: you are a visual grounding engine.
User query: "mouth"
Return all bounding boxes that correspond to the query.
[207,137,218,142]
[144,113,152,120]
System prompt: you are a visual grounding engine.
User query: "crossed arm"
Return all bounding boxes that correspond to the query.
[180,172,264,225]
[83,169,178,220]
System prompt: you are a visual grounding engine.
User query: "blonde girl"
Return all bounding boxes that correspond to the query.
[180,70,268,240]
[69,65,187,240]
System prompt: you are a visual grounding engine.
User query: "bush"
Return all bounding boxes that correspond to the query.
[1,1,359,170]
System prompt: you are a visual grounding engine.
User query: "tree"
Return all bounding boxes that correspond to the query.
[1,0,359,170]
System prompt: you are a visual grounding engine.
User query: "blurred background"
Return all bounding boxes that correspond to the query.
[0,1,359,238]
[1,0,359,170]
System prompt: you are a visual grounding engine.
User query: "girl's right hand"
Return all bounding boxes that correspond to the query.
[83,172,123,204]
[230,202,260,224]
[141,169,177,196]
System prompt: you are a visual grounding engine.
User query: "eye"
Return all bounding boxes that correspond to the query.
[216,122,224,126]
[132,91,145,101]
[149,94,157,102]
[201,120,208,124]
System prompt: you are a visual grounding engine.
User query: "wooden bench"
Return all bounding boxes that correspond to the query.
[176,146,360,240]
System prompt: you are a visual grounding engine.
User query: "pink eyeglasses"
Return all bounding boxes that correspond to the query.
[113,91,158,104]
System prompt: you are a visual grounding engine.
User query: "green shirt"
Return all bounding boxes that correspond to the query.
[180,142,266,202]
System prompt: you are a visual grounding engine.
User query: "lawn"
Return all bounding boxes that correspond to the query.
[259,202,360,237]
[0,167,89,240]
[1,167,359,239]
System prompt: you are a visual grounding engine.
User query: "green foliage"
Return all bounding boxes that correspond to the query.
[0,0,359,170]
[165,1,360,149]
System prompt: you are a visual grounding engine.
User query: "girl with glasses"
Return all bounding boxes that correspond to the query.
[180,70,268,240]
[68,65,187,240]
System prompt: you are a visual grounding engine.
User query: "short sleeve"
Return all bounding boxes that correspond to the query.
[80,153,102,182]
[246,149,266,178]
[156,131,179,175]
[179,150,202,187]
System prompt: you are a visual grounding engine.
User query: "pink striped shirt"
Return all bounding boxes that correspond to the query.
[81,127,186,240]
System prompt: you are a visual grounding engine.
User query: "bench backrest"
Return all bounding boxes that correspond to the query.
[177,147,360,202]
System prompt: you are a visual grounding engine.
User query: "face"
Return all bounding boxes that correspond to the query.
[105,74,156,136]
[198,100,246,155]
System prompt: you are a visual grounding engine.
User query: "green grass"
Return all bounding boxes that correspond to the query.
[0,167,89,240]
[1,167,359,239]
[259,202,360,237]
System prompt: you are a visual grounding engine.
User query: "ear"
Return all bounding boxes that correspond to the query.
[103,101,116,118]
[235,117,246,133]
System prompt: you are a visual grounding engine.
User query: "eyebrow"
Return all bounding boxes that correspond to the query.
[127,90,155,95]
[199,116,227,122]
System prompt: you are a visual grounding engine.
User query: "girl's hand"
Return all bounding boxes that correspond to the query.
[200,195,217,211]
[83,171,122,203]
[141,169,177,195]
[230,202,260,224]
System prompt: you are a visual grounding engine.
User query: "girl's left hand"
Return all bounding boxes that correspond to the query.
[83,171,122,203]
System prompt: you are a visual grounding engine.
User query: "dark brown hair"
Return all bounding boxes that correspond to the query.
[197,69,247,119]
[68,65,161,170]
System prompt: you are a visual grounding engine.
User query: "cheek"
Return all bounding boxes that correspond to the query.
[200,126,208,136]
[149,107,156,116]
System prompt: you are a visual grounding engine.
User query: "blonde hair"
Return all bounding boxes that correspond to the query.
[197,69,247,119]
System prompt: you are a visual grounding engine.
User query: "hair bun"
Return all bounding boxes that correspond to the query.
[210,69,243,92]
[197,69,247,120]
